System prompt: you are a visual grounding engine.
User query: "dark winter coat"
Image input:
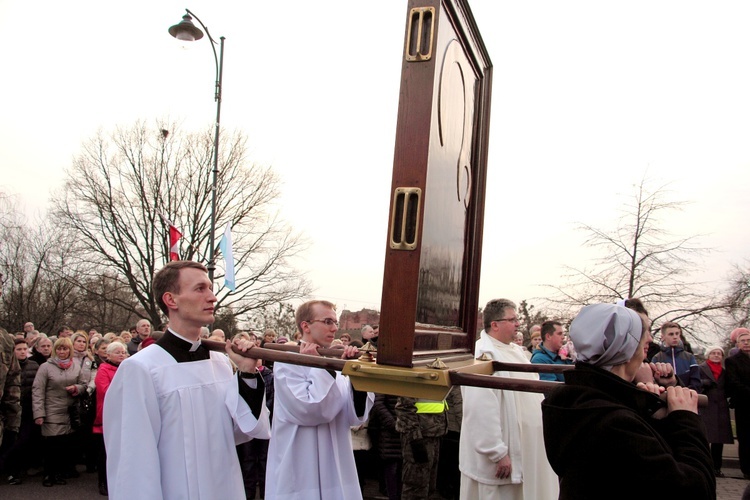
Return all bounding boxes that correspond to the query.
[698,362,733,444]
[372,393,402,460]
[725,351,750,410]
[29,349,49,367]
[651,343,701,390]
[19,357,40,423]
[126,336,142,356]
[542,363,715,500]
[259,365,274,422]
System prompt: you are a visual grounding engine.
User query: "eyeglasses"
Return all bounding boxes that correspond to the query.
[494,317,520,324]
[306,318,339,327]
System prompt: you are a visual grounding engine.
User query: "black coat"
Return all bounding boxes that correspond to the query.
[698,362,733,444]
[725,351,750,409]
[29,349,48,367]
[542,363,715,500]
[18,358,39,423]
[371,393,402,460]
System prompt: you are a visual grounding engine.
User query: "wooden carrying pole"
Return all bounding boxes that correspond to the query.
[201,340,706,406]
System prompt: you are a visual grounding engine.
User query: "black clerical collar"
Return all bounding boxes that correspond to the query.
[157,330,210,363]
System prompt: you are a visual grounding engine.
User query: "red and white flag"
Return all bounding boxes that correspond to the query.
[158,212,182,261]
[168,224,182,261]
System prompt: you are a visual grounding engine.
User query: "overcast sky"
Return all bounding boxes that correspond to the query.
[1,1,748,321]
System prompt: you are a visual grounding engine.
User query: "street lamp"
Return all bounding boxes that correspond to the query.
[168,9,225,285]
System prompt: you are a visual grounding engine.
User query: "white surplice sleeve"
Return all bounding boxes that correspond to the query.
[225,369,271,444]
[276,365,373,427]
[276,365,346,425]
[342,376,374,427]
[103,356,164,500]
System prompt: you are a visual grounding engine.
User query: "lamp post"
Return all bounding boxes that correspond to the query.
[168,9,224,285]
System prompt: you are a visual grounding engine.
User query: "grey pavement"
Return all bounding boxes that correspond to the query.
[715,440,749,500]
[0,446,745,499]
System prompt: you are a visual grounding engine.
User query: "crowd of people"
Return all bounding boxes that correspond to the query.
[0,276,745,499]
[0,323,157,493]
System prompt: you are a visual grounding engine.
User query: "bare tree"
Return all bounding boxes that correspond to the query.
[517,299,549,342]
[545,178,720,344]
[249,302,298,339]
[212,306,239,338]
[67,272,142,333]
[724,262,750,328]
[51,120,311,326]
[0,196,82,333]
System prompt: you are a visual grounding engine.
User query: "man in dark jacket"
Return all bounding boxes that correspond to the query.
[725,330,750,478]
[126,319,151,355]
[1,338,40,484]
[651,321,701,390]
[236,360,274,499]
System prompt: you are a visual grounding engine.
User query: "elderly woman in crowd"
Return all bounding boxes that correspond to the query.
[699,346,733,477]
[32,337,88,487]
[93,341,128,495]
[541,303,714,499]
[729,327,750,357]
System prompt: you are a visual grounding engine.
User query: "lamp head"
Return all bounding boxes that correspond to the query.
[168,13,204,42]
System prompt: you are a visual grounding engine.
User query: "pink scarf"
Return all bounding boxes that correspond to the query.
[52,356,73,370]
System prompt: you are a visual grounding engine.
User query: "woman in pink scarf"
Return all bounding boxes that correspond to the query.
[31,337,87,487]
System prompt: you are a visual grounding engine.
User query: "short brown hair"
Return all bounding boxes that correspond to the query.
[295,300,336,333]
[660,321,682,336]
[153,261,208,316]
[541,320,562,340]
[623,298,649,316]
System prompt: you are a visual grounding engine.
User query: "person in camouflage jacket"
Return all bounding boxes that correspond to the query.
[0,328,21,447]
[395,395,450,499]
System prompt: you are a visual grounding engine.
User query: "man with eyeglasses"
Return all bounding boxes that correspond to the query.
[266,300,374,499]
[459,299,558,499]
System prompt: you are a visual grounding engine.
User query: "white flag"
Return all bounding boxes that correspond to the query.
[218,222,236,291]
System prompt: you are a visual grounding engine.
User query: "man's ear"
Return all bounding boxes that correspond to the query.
[163,292,178,311]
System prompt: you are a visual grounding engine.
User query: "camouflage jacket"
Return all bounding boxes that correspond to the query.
[0,330,21,443]
[394,396,449,442]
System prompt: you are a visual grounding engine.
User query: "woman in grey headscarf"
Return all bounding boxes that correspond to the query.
[541,303,715,500]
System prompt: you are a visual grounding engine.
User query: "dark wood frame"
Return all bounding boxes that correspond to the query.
[377,0,493,367]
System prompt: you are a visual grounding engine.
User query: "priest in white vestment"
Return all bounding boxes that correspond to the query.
[103,261,271,499]
[459,298,559,500]
[266,300,374,500]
